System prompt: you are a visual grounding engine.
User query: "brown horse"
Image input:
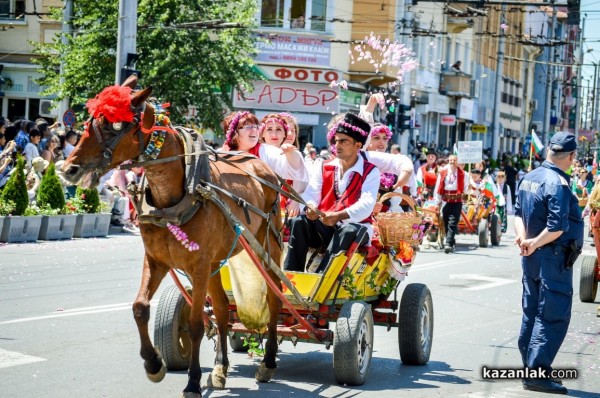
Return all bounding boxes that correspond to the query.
[62,76,282,397]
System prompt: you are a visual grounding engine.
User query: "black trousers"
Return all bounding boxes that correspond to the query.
[442,202,462,247]
[283,215,368,272]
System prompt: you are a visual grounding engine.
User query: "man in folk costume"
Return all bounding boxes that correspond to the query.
[284,113,380,273]
[433,154,468,253]
[416,151,439,201]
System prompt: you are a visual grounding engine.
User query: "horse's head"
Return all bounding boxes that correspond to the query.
[62,75,155,188]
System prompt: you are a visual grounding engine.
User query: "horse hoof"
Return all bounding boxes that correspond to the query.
[205,364,228,389]
[255,362,276,382]
[146,361,167,383]
[181,392,201,398]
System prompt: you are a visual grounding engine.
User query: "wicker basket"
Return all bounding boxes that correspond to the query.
[375,192,423,247]
[578,197,588,208]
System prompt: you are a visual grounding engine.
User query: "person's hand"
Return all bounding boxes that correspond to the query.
[286,201,300,218]
[280,143,298,154]
[366,93,386,112]
[305,205,320,221]
[321,211,341,227]
[519,238,537,256]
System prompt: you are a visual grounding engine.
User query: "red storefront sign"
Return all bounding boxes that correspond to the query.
[259,65,340,84]
[233,81,339,113]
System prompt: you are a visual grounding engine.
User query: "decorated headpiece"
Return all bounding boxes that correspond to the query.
[224,111,250,147]
[259,115,289,136]
[86,85,134,123]
[370,124,392,140]
[327,113,371,146]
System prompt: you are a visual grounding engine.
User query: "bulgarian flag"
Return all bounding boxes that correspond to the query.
[531,130,544,156]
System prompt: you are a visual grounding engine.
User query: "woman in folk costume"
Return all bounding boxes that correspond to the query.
[571,167,594,210]
[283,113,380,273]
[368,124,396,213]
[220,111,308,182]
[495,171,513,233]
[433,155,469,253]
[416,151,439,201]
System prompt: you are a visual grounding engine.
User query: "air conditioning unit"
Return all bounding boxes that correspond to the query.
[39,99,58,117]
[531,99,538,111]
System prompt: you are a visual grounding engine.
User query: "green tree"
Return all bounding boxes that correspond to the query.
[1,157,29,216]
[32,0,261,132]
[36,163,66,210]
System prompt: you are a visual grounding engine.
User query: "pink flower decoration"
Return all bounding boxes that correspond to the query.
[167,222,200,252]
[224,111,250,147]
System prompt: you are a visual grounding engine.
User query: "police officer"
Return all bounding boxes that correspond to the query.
[514,132,583,394]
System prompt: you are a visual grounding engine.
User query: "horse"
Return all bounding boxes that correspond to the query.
[62,76,283,397]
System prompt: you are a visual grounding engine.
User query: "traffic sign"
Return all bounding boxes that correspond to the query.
[63,109,77,127]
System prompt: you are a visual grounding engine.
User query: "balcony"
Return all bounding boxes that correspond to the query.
[439,72,472,97]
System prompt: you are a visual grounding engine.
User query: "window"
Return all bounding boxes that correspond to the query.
[0,0,25,20]
[260,0,328,32]
[261,0,285,28]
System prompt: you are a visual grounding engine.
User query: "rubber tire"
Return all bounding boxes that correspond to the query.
[490,214,502,246]
[398,283,434,365]
[333,301,374,386]
[579,255,599,303]
[154,284,192,371]
[229,335,249,352]
[478,218,489,248]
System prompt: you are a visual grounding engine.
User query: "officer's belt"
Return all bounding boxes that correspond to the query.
[536,244,567,254]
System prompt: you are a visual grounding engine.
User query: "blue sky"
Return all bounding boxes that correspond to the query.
[582,0,600,81]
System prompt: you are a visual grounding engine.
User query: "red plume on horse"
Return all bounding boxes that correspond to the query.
[62,76,283,398]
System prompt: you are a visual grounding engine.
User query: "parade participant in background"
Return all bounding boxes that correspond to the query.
[571,167,593,210]
[433,154,468,253]
[495,171,513,233]
[284,113,380,273]
[23,128,42,168]
[279,112,301,147]
[515,132,583,395]
[417,151,439,201]
[221,111,308,182]
[260,113,288,148]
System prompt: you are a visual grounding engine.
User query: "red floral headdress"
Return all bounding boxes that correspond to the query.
[86,85,135,123]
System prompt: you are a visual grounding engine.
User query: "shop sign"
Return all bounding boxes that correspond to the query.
[254,34,331,66]
[428,93,449,114]
[259,66,340,84]
[457,141,483,164]
[233,81,339,113]
[471,124,487,134]
[440,114,456,126]
[457,98,476,121]
[255,111,320,126]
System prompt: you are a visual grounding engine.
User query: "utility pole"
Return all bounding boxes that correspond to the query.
[115,0,138,84]
[57,0,73,123]
[593,62,599,132]
[543,1,557,147]
[397,0,414,154]
[491,5,506,160]
[574,15,585,142]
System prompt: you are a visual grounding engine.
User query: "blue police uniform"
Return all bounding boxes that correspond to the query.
[514,133,583,392]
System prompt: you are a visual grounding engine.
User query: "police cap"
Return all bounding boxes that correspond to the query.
[548,132,577,153]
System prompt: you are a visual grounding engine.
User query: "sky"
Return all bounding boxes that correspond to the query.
[582,0,600,81]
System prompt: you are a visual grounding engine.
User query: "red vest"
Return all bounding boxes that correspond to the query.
[437,167,465,196]
[319,158,376,224]
[420,164,438,188]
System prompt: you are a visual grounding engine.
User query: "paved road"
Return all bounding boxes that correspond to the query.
[0,223,599,398]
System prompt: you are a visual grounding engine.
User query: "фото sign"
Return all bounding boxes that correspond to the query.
[259,66,340,84]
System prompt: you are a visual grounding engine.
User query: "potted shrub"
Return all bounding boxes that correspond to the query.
[69,187,111,238]
[0,200,16,237]
[0,157,42,242]
[36,163,77,240]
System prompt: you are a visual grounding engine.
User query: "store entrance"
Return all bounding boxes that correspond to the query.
[298,126,312,153]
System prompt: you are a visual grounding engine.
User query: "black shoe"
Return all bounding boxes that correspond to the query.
[111,219,125,227]
[522,379,567,394]
[444,245,454,254]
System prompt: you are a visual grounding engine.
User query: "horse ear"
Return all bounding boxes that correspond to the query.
[131,86,153,108]
[122,74,138,89]
[142,101,155,130]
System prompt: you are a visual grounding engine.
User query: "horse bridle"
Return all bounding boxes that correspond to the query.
[89,104,146,170]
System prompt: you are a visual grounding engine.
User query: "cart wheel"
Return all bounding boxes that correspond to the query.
[478,218,489,248]
[490,214,502,246]
[229,335,249,352]
[333,301,374,386]
[580,255,599,303]
[154,284,192,371]
[398,283,433,365]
